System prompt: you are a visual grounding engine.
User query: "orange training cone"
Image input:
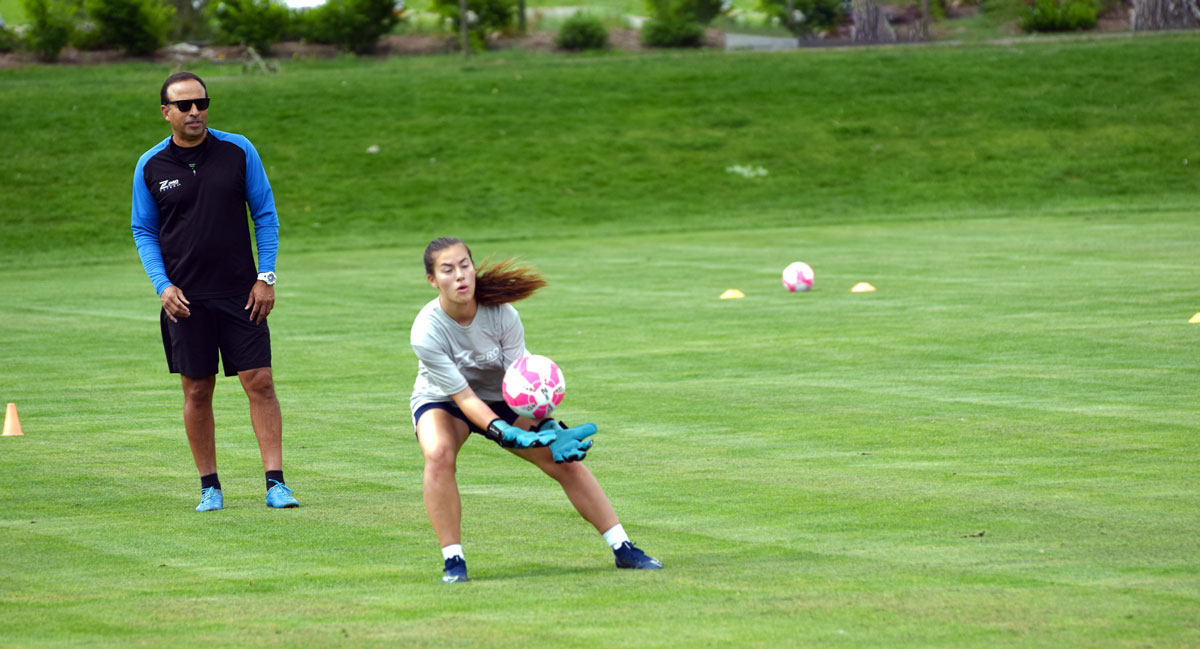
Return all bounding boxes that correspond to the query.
[3,403,23,437]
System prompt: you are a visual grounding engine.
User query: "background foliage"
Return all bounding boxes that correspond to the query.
[210,0,288,53]
[555,11,610,49]
[86,0,173,55]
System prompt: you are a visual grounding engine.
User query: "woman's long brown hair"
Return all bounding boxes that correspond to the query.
[424,237,547,307]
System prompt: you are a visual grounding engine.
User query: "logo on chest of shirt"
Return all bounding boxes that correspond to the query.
[159,179,182,193]
[475,347,500,364]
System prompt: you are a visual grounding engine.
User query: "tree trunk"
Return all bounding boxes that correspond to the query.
[1131,0,1200,29]
[851,0,896,42]
[785,0,798,41]
[459,0,470,57]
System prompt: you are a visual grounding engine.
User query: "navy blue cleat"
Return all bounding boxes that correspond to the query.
[442,556,468,583]
[613,541,663,570]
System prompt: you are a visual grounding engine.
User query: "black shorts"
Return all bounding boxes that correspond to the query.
[412,400,520,437]
[160,293,271,378]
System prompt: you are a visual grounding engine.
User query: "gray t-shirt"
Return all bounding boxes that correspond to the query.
[409,298,527,416]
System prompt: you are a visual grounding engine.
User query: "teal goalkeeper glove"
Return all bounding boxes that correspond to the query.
[486,419,556,449]
[536,419,597,463]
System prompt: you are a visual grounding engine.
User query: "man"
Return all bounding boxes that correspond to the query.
[131,72,298,512]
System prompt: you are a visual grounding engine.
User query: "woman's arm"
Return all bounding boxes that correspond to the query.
[450,386,555,449]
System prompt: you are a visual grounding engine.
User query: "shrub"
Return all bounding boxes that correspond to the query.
[1020,0,1097,31]
[306,0,402,54]
[0,25,20,52]
[675,0,725,23]
[757,0,844,34]
[86,0,173,55]
[556,13,608,50]
[646,0,725,25]
[212,0,289,53]
[21,0,74,61]
[71,22,108,50]
[640,16,704,46]
[170,0,214,42]
[430,0,516,48]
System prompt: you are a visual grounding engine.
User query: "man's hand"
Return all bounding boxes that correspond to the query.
[160,285,190,323]
[537,419,597,463]
[487,419,556,449]
[245,281,275,324]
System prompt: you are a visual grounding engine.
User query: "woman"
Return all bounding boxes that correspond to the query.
[410,237,662,583]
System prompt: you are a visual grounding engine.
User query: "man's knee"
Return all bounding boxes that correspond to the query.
[181,376,216,405]
[239,368,276,400]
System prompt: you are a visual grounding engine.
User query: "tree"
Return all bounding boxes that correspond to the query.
[851,0,895,41]
[1132,0,1200,29]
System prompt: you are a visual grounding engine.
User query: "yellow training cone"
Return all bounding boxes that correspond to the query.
[1190,312,1200,324]
[2,403,23,437]
[850,282,876,293]
[719,289,745,299]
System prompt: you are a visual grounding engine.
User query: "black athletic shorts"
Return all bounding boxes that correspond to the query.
[412,400,520,438]
[160,293,271,378]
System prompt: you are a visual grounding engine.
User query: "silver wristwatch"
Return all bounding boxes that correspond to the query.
[257,271,277,286]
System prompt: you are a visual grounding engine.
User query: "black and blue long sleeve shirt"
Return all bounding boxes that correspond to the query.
[131,128,279,299]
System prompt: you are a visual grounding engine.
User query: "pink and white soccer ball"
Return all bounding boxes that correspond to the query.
[503,355,566,419]
[782,261,814,292]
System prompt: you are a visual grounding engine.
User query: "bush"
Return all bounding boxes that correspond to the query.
[212,0,288,53]
[71,22,108,50]
[556,13,609,50]
[21,0,74,61]
[305,0,402,54]
[430,0,516,48]
[0,25,20,52]
[640,16,704,46]
[676,0,725,23]
[646,0,725,25]
[86,0,173,55]
[757,0,844,34]
[1020,0,1097,31]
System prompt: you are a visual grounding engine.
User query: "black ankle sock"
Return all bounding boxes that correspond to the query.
[201,473,221,491]
[266,470,284,490]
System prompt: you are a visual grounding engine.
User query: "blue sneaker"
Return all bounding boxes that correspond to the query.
[265,480,299,508]
[442,556,468,583]
[196,487,223,512]
[614,541,662,569]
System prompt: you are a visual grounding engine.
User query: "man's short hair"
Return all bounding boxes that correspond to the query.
[160,72,208,106]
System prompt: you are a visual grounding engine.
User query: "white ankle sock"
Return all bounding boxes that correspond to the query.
[442,544,464,561]
[602,524,630,550]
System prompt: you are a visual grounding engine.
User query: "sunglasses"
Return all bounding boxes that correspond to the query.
[166,97,210,112]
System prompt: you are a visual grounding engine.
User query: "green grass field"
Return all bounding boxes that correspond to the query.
[2,36,1199,648]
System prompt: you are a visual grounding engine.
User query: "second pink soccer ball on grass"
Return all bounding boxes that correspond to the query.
[503,355,566,419]
[782,262,814,292]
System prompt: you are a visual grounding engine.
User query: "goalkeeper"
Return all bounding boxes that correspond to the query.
[409,237,663,583]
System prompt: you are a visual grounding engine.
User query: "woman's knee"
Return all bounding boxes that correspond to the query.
[540,457,588,483]
[423,444,458,478]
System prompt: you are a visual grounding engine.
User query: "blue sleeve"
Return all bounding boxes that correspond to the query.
[241,138,280,274]
[130,155,172,296]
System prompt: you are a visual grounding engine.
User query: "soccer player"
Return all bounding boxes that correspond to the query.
[410,237,662,583]
[131,72,298,512]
